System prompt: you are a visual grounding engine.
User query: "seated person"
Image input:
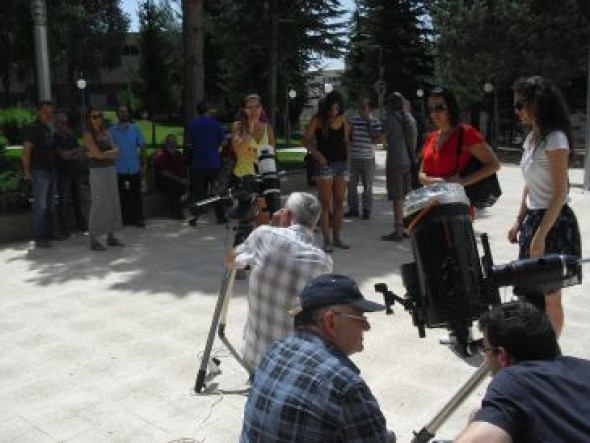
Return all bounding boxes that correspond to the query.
[153,134,188,220]
[455,301,590,443]
[240,273,396,442]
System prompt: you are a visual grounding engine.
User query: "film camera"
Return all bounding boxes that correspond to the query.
[375,183,582,354]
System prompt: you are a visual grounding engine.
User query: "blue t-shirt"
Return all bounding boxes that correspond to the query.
[188,115,226,169]
[108,123,145,174]
[474,356,590,442]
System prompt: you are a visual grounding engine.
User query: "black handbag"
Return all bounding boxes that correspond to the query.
[455,127,502,209]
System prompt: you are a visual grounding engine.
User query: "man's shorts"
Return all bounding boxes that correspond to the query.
[314,161,349,181]
[386,165,411,200]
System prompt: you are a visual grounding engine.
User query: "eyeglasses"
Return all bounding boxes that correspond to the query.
[332,311,371,331]
[514,101,526,111]
[90,113,103,120]
[428,104,447,113]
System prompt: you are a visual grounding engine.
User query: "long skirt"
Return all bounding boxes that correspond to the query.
[89,166,122,237]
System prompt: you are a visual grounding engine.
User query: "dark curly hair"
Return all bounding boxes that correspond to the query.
[512,76,573,152]
[428,86,461,127]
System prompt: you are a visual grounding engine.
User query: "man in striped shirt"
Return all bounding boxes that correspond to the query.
[345,98,383,220]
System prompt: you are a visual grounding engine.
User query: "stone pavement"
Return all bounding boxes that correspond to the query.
[1,152,589,443]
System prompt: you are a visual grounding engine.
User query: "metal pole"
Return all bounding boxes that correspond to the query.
[30,0,52,101]
[285,87,289,149]
[583,42,590,190]
[81,90,85,131]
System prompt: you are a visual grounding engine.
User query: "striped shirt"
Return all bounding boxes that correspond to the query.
[350,114,382,160]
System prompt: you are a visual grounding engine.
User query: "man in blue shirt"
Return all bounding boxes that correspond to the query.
[455,301,590,442]
[109,105,146,227]
[187,101,227,224]
[241,274,396,442]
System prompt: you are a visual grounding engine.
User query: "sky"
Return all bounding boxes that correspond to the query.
[120,0,354,70]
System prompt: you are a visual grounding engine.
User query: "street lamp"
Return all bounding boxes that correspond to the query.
[76,73,87,130]
[285,88,297,149]
[416,88,425,119]
[484,82,497,147]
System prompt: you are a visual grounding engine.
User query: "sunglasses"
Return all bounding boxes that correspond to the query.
[428,104,447,113]
[332,311,371,331]
[90,113,103,120]
[514,101,526,111]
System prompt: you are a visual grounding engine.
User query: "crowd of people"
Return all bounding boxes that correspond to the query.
[20,75,587,441]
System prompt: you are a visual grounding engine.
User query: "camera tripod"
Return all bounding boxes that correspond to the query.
[194,218,256,394]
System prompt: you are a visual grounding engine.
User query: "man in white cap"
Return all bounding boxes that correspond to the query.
[240,273,396,442]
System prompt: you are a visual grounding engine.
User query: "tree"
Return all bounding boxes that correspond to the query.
[139,0,182,116]
[0,0,34,105]
[343,0,434,106]
[46,0,129,106]
[182,0,204,123]
[206,0,346,122]
[429,0,590,109]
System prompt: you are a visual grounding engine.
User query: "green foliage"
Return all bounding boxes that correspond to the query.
[0,170,25,194]
[46,0,129,102]
[343,0,434,105]
[0,0,34,106]
[207,0,347,109]
[428,0,590,109]
[0,108,35,145]
[138,0,182,116]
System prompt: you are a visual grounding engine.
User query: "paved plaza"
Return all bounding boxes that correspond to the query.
[1,152,589,442]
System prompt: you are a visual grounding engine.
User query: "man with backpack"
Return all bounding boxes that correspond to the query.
[381,92,417,241]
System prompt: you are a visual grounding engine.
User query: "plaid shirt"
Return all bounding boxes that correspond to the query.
[235,224,333,370]
[240,331,390,442]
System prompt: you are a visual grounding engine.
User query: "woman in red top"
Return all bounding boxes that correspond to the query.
[419,87,499,191]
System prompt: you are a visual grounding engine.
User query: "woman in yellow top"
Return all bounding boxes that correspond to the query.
[231,94,276,224]
[232,94,276,178]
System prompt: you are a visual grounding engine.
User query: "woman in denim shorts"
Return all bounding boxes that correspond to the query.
[303,91,351,252]
[508,76,581,336]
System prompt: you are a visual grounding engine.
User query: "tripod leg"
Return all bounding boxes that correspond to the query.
[195,268,236,393]
[411,363,490,443]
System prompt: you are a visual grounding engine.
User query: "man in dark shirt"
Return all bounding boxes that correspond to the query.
[22,101,59,248]
[54,112,87,236]
[455,301,590,443]
[241,274,396,442]
[187,101,227,225]
[153,134,188,219]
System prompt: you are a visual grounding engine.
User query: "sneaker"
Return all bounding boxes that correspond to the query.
[439,334,458,345]
[344,210,360,218]
[34,239,52,248]
[381,231,404,242]
[333,239,350,249]
[90,240,106,251]
[107,237,124,247]
[361,210,370,220]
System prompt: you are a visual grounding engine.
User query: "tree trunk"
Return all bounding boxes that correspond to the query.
[182,0,204,125]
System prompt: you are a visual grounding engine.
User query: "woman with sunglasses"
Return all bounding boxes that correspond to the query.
[83,107,124,251]
[419,87,499,196]
[508,76,581,336]
[303,91,351,252]
[231,94,276,225]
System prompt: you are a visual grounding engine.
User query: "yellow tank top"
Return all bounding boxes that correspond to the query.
[233,124,269,177]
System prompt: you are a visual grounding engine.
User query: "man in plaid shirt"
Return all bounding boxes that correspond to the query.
[240,274,395,442]
[226,192,333,372]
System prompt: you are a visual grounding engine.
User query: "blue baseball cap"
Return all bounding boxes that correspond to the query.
[289,274,385,318]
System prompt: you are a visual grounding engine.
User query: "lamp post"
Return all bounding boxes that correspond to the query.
[76,73,87,130]
[285,88,297,149]
[484,82,497,148]
[30,0,52,101]
[416,88,425,119]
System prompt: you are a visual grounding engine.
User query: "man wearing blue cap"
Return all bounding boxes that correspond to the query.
[240,273,396,442]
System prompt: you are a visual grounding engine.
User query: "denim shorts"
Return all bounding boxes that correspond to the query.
[314,161,349,181]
